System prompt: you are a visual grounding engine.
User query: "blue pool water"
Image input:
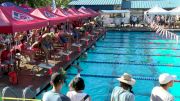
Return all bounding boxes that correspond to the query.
[37,31,180,101]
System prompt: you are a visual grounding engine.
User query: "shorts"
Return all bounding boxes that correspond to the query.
[60,36,68,43]
[73,32,79,38]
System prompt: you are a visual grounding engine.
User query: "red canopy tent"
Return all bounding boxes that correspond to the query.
[52,8,70,21]
[78,8,92,18]
[59,8,79,21]
[86,8,99,17]
[67,8,86,19]
[30,7,67,25]
[0,6,48,33]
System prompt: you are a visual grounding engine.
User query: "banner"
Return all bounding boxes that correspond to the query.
[44,11,57,18]
[12,11,33,21]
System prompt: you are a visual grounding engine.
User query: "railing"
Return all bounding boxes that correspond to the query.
[1,86,40,101]
[22,86,36,100]
[2,86,19,101]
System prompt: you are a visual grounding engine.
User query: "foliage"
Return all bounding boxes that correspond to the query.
[0,0,71,8]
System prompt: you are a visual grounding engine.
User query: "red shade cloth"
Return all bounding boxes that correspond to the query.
[30,7,67,25]
[59,8,79,21]
[1,49,11,61]
[0,6,48,33]
[52,8,69,21]
[86,8,99,17]
[67,8,86,19]
[78,8,92,18]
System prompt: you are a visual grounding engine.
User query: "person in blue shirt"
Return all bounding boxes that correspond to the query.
[111,73,136,101]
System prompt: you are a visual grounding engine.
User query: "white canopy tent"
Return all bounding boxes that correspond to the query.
[145,6,169,15]
[169,7,180,15]
[144,6,169,22]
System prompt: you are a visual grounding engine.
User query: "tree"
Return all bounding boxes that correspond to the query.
[0,0,71,8]
[56,0,70,8]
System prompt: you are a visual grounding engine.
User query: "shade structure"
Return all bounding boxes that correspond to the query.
[30,7,67,25]
[169,7,180,15]
[67,8,86,19]
[146,6,168,15]
[1,2,30,12]
[52,8,69,21]
[60,8,79,21]
[78,8,92,18]
[86,8,99,17]
[0,6,48,33]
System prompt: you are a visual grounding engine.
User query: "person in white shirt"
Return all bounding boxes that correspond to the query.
[150,73,176,101]
[42,72,71,101]
[67,77,91,101]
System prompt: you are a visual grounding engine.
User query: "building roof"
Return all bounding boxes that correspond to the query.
[122,0,180,9]
[69,0,122,5]
[101,10,130,13]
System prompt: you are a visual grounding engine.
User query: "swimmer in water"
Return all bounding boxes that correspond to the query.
[71,62,83,73]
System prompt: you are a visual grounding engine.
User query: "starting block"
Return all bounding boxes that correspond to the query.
[81,38,89,46]
[72,43,82,53]
[59,51,72,61]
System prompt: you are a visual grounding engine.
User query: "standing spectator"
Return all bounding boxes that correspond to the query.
[111,73,136,101]
[67,77,91,101]
[150,73,176,101]
[130,15,133,27]
[42,73,71,101]
[121,18,125,27]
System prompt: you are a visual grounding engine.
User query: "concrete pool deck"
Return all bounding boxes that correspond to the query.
[0,32,104,98]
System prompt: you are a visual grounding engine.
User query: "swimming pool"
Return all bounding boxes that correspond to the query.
[37,31,180,101]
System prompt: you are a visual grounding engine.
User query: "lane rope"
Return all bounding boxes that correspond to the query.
[81,61,180,67]
[96,45,180,50]
[104,38,162,40]
[88,52,180,57]
[98,41,178,44]
[67,73,180,82]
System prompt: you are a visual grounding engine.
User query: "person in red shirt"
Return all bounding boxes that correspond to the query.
[1,46,11,64]
[19,39,35,63]
[1,46,21,70]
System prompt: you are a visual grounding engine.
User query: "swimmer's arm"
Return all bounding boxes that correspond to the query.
[68,73,80,90]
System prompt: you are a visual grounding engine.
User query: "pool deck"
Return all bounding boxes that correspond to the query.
[0,32,104,98]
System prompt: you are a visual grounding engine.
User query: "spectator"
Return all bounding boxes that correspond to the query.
[19,39,35,63]
[150,73,176,101]
[111,73,136,101]
[42,73,70,101]
[67,77,91,101]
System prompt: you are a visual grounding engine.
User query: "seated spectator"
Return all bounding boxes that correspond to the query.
[150,73,176,101]
[67,77,91,101]
[19,39,35,63]
[111,73,136,101]
[1,46,12,65]
[42,73,70,101]
[1,46,20,70]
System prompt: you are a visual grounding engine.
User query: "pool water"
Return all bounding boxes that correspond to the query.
[37,31,180,101]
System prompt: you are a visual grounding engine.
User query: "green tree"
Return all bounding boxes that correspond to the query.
[0,0,70,8]
[56,0,70,8]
